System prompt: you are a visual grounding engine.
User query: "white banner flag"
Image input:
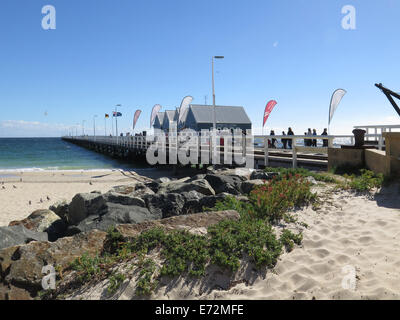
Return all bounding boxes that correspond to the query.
[178,96,193,128]
[329,89,347,125]
[150,104,162,127]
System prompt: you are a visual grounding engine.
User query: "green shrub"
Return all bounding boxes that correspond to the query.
[345,169,384,191]
[280,230,303,252]
[249,175,316,223]
[265,167,338,183]
[107,272,126,295]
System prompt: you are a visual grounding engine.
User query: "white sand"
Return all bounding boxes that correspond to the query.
[0,169,155,226]
[205,186,400,300]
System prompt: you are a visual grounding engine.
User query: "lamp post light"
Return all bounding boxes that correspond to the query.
[115,104,122,137]
[211,56,224,168]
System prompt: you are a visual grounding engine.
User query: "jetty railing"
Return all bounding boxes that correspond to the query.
[353,124,400,149]
[64,132,386,168]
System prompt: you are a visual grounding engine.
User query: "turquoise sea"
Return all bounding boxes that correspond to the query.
[0,138,138,171]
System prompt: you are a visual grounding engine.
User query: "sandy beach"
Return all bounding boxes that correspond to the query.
[0,169,168,226]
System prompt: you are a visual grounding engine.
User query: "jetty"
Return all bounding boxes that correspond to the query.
[61,126,398,170]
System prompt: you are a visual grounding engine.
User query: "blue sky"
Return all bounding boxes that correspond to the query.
[0,0,399,137]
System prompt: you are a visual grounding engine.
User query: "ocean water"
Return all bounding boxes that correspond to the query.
[0,138,138,171]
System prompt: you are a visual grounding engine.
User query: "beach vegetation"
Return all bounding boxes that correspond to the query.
[265,167,339,184]
[58,174,314,298]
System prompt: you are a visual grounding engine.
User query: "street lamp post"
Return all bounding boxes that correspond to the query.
[115,104,122,137]
[211,56,224,167]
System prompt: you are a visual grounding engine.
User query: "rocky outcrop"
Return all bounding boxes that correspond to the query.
[0,229,107,300]
[204,174,245,195]
[0,210,239,300]
[157,178,215,196]
[67,192,107,225]
[240,179,265,194]
[0,225,48,250]
[250,170,278,181]
[65,204,159,236]
[8,209,67,242]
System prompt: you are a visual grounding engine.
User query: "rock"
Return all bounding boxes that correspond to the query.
[219,168,254,180]
[157,179,215,196]
[65,204,159,236]
[104,191,146,207]
[9,209,60,233]
[204,174,243,195]
[0,225,48,250]
[8,209,67,242]
[305,176,317,185]
[251,170,279,180]
[144,191,206,218]
[240,179,265,194]
[49,200,69,222]
[111,183,155,197]
[116,210,241,238]
[155,177,171,184]
[0,229,107,299]
[68,193,107,225]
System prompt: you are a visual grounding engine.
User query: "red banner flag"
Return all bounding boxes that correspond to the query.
[133,110,142,131]
[263,100,277,127]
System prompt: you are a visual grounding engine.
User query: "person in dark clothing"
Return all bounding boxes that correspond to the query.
[306,128,312,146]
[304,132,308,146]
[281,131,287,149]
[287,127,294,149]
[312,129,317,147]
[321,128,328,147]
[270,130,277,148]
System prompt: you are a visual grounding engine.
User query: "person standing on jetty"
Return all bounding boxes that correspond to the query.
[287,127,294,149]
[321,128,328,147]
[306,128,312,146]
[281,131,287,149]
[270,130,277,148]
[312,129,317,147]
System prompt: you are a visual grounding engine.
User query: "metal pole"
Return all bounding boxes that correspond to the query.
[104,117,106,136]
[212,57,216,167]
[82,120,85,136]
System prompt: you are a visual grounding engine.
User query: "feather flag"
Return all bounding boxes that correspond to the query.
[133,110,142,131]
[150,104,162,127]
[178,96,193,128]
[263,100,277,127]
[329,89,347,125]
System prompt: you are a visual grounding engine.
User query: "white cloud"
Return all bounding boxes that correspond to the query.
[0,120,71,137]
[273,41,279,48]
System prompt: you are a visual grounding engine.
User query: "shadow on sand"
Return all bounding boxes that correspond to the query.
[373,182,400,209]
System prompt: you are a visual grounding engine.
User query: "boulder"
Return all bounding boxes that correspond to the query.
[9,209,60,232]
[65,204,159,236]
[111,183,155,197]
[104,191,146,207]
[251,170,279,181]
[155,177,171,184]
[9,209,67,242]
[0,225,48,250]
[49,200,69,222]
[157,179,215,196]
[68,192,107,225]
[144,191,206,218]
[204,174,243,195]
[0,229,107,299]
[240,179,265,194]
